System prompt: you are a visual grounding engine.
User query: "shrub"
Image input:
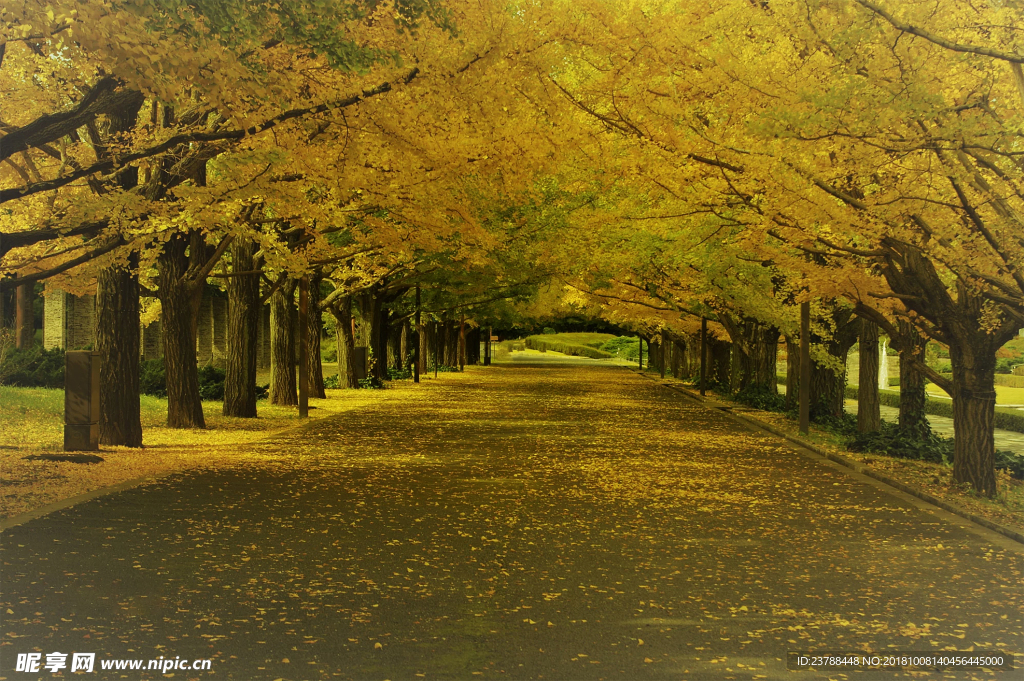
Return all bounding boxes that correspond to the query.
[733,384,787,412]
[812,407,859,437]
[139,358,167,397]
[321,344,337,363]
[995,449,1024,479]
[994,374,1024,388]
[358,376,385,389]
[542,327,557,334]
[141,359,231,401]
[387,367,412,380]
[846,422,953,464]
[600,336,641,361]
[0,345,65,388]
[324,374,339,389]
[197,365,226,401]
[995,357,1016,374]
[524,335,613,359]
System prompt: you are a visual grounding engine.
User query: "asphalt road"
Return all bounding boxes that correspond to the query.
[2,365,1021,680]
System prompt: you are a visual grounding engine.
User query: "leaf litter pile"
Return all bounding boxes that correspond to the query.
[1,365,1022,680]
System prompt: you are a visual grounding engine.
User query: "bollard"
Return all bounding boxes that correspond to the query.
[64,350,100,451]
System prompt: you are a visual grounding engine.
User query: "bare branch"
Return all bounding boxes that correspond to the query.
[853,0,1024,63]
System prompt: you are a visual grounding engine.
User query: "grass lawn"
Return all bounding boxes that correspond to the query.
[877,382,1024,407]
[923,382,1024,406]
[530,332,619,348]
[0,379,427,521]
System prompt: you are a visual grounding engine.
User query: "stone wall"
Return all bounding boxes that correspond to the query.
[43,291,95,350]
[195,290,228,366]
[43,286,255,368]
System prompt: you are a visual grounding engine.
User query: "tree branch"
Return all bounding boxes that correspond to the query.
[0,237,123,292]
[853,0,1024,63]
[0,78,145,161]
[1,68,421,204]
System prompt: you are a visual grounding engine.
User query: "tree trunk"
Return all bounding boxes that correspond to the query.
[332,296,357,389]
[729,344,742,392]
[388,322,402,371]
[440,322,455,367]
[156,234,205,428]
[400,321,409,370]
[459,316,466,371]
[356,289,388,384]
[307,274,326,399]
[96,257,142,446]
[785,337,800,410]
[708,338,731,387]
[370,297,388,383]
[745,327,780,391]
[857,318,881,433]
[721,315,781,392]
[874,246,1019,496]
[270,279,297,405]
[950,343,997,496]
[895,321,930,438]
[809,310,858,420]
[810,362,845,419]
[223,237,260,417]
[659,331,667,378]
[419,321,427,374]
[14,282,33,348]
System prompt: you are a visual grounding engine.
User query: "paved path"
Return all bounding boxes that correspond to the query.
[2,366,1022,680]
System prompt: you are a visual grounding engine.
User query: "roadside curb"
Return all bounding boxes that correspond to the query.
[0,471,178,533]
[634,371,1024,547]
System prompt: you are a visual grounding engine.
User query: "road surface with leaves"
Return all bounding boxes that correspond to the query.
[2,365,1021,680]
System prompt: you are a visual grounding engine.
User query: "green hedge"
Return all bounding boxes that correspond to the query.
[524,336,613,359]
[879,374,1023,388]
[0,345,65,388]
[842,386,1024,434]
[995,374,1024,389]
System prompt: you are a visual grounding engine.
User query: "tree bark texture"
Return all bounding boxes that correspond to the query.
[223,237,260,417]
[14,282,33,348]
[388,323,402,371]
[306,274,326,399]
[857,318,881,433]
[156,232,206,428]
[875,244,1019,496]
[950,341,997,496]
[270,279,297,406]
[96,258,142,446]
[719,313,780,392]
[895,320,930,438]
[785,337,800,410]
[332,296,357,389]
[708,338,731,387]
[458,316,466,371]
[357,289,388,384]
[809,309,858,419]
